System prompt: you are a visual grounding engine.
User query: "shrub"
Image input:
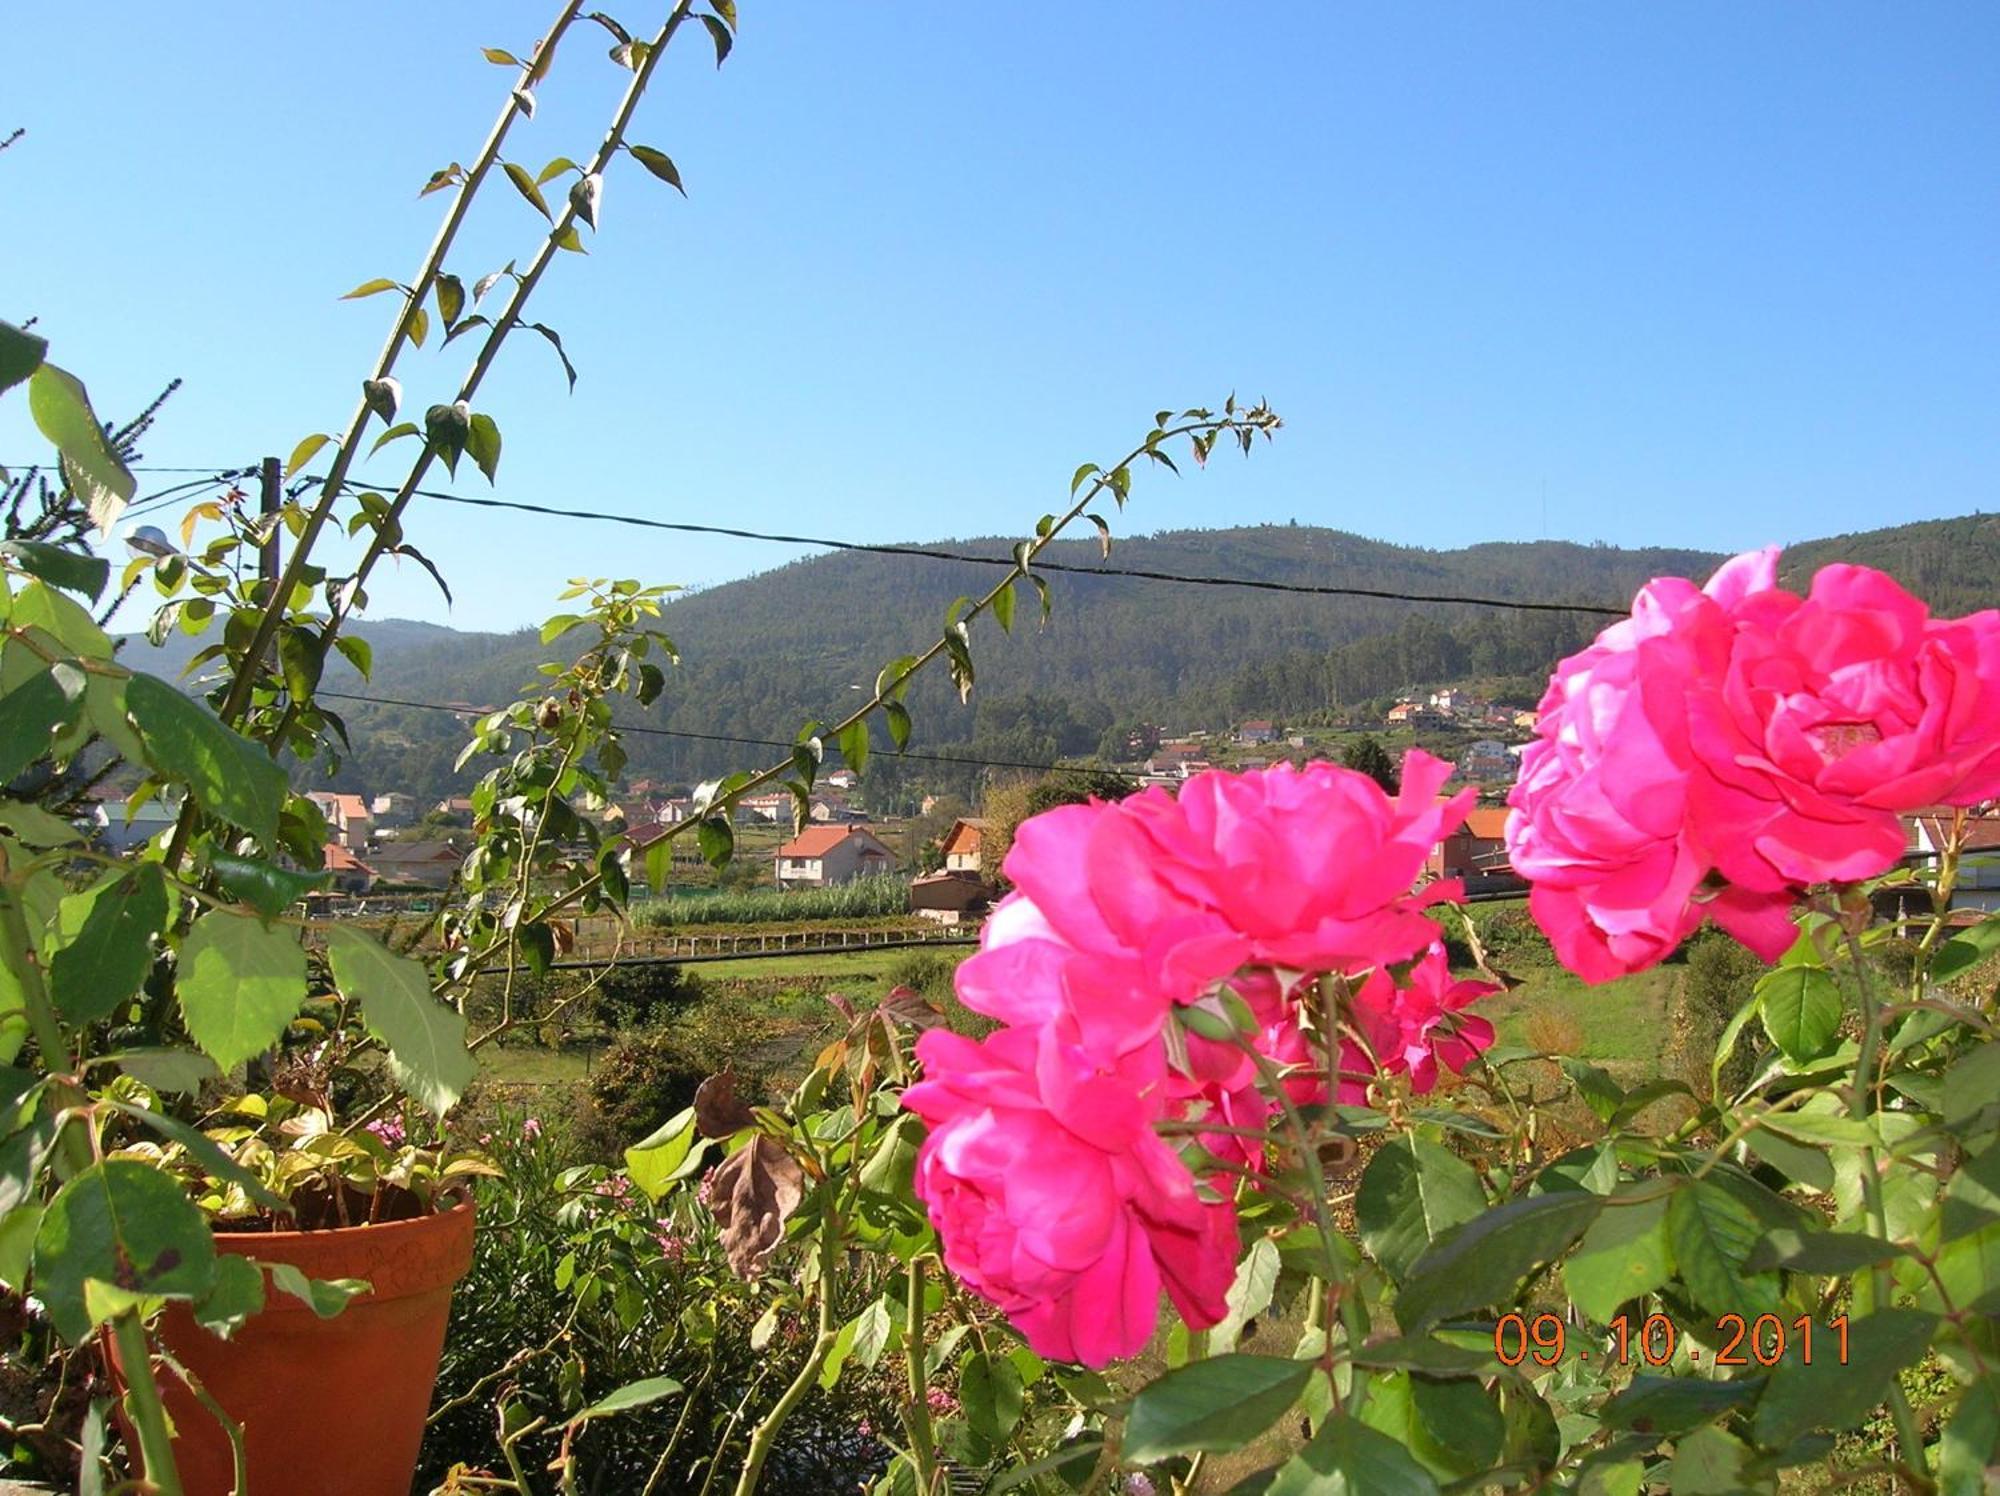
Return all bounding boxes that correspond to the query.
[885,949,959,1002]
[585,960,707,1032]
[1672,928,1767,1097]
[570,1004,774,1163]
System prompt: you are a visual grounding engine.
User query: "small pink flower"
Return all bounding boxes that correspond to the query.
[1347,947,1498,1092]
[366,1116,406,1148]
[925,1386,960,1416]
[522,1117,543,1139]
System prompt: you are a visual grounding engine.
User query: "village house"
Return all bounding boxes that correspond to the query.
[1424,806,1521,891]
[431,796,475,823]
[1237,720,1278,745]
[368,792,420,829]
[1385,701,1439,727]
[910,870,990,925]
[939,818,988,875]
[306,791,373,849]
[737,791,794,825]
[1429,688,1465,717]
[1460,739,1518,784]
[1887,811,2000,919]
[822,767,860,792]
[366,840,462,890]
[775,825,896,889]
[322,843,377,895]
[90,797,179,854]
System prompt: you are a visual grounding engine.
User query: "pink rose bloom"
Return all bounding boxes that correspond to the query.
[1346,947,1497,1093]
[1506,552,1799,980]
[956,754,1476,1055]
[903,1021,1236,1367]
[1686,559,2000,892]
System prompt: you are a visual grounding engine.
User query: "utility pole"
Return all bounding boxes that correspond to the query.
[258,455,281,592]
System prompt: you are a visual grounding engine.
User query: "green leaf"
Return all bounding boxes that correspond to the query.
[1757,966,1842,1063]
[837,719,870,779]
[992,579,1016,633]
[1745,1129,1834,1193]
[325,926,475,1117]
[285,432,331,479]
[962,1351,1025,1443]
[101,1099,288,1215]
[333,635,372,678]
[481,46,518,65]
[1395,1191,1602,1333]
[29,363,135,530]
[1210,1237,1282,1354]
[625,1107,700,1199]
[340,278,402,300]
[1122,1354,1312,1463]
[697,815,733,868]
[1744,1226,1910,1274]
[368,420,419,456]
[48,865,166,1023]
[209,852,330,917]
[1563,1188,1674,1323]
[1264,1412,1440,1495]
[1938,1376,2000,1496]
[503,161,552,220]
[1752,1309,1937,1447]
[265,1261,370,1318]
[572,1376,685,1422]
[700,11,732,64]
[0,319,48,396]
[435,273,465,327]
[0,1204,40,1293]
[2,539,108,602]
[0,799,80,848]
[1070,462,1100,496]
[1601,1375,1763,1436]
[628,144,686,194]
[466,411,502,485]
[884,700,912,750]
[176,912,307,1071]
[1667,1178,1781,1319]
[31,1160,215,1344]
[193,1254,265,1337]
[113,1049,217,1095]
[125,674,284,842]
[527,322,579,391]
[424,402,471,477]
[0,664,85,783]
[1559,1058,1625,1123]
[1357,1136,1485,1281]
[1942,1040,2000,1129]
[1933,918,2000,982]
[1667,1425,1755,1495]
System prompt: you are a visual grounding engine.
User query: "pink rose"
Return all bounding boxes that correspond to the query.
[958,755,1476,1052]
[903,1022,1236,1367]
[1506,552,1801,978]
[1687,561,2000,891]
[1511,549,2000,980]
[1347,947,1497,1093]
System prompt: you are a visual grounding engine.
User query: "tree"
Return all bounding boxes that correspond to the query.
[1340,734,1399,794]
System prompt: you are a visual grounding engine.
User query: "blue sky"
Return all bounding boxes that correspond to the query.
[5,3,1995,632]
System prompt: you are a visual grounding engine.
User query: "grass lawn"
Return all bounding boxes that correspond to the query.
[1480,963,1676,1072]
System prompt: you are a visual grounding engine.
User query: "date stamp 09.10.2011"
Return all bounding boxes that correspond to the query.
[1493,1312,1850,1369]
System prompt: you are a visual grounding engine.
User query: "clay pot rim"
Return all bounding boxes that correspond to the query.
[210,1192,475,1251]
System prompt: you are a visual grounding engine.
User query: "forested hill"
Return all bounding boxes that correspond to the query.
[119,513,2000,802]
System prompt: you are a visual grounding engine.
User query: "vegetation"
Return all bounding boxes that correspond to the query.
[638,877,911,928]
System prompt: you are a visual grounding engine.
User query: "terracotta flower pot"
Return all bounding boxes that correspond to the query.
[118,1198,475,1496]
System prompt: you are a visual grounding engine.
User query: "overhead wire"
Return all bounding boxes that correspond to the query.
[314,687,1126,778]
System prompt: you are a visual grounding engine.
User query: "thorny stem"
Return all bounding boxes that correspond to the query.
[0,880,183,1496]
[1840,919,1930,1480]
[902,1258,940,1492]
[732,1204,842,1496]
[172,0,584,871]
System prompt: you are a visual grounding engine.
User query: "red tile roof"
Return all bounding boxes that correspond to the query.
[778,825,879,858]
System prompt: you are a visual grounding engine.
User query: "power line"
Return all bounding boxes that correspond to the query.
[390,485,1629,617]
[42,457,1634,617]
[314,688,1114,778]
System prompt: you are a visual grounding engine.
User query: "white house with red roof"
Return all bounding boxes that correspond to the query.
[775,825,896,889]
